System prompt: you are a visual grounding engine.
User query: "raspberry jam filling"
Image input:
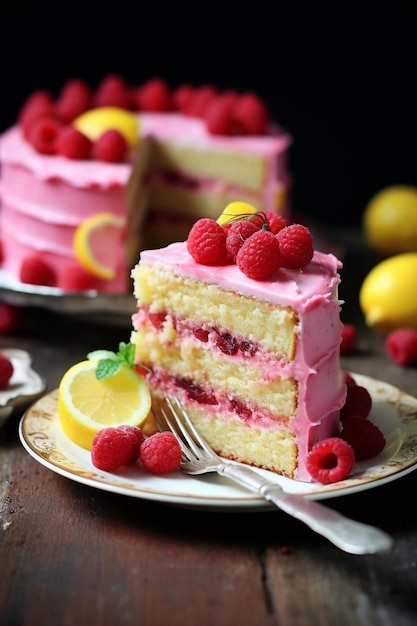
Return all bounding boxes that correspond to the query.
[146,368,291,429]
[144,308,293,367]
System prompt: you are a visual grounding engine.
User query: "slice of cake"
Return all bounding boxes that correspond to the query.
[0,76,291,294]
[130,210,346,481]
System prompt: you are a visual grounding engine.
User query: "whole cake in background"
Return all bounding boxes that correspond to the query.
[130,205,346,481]
[0,75,292,294]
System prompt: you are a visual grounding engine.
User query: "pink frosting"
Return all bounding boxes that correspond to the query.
[135,243,346,480]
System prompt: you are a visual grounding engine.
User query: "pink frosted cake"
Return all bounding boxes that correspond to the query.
[0,75,292,294]
[130,212,346,481]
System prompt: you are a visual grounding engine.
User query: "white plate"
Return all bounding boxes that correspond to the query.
[19,373,417,511]
[0,269,135,326]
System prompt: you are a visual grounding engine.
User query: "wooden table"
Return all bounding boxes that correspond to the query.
[1,239,417,626]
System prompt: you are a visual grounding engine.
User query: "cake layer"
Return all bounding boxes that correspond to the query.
[133,321,298,418]
[139,114,291,191]
[153,391,298,477]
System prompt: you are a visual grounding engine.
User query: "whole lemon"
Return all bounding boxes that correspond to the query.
[363,185,417,255]
[359,252,417,334]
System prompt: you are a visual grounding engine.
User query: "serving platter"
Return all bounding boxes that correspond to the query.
[0,269,135,326]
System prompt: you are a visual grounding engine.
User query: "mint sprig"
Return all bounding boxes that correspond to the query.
[87,341,137,380]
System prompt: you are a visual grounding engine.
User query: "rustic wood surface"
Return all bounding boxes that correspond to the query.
[1,238,417,626]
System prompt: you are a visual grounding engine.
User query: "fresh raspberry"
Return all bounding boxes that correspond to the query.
[341,415,386,461]
[27,117,62,155]
[276,224,314,269]
[57,265,101,291]
[340,384,372,423]
[172,85,194,112]
[117,425,144,462]
[20,254,57,287]
[91,426,137,471]
[265,211,290,234]
[306,437,355,484]
[236,229,281,279]
[139,431,182,475]
[0,303,22,333]
[205,95,235,135]
[340,323,357,354]
[18,90,55,138]
[226,220,259,261]
[135,77,172,112]
[232,93,269,135]
[93,74,134,109]
[55,78,92,123]
[0,353,14,389]
[55,126,92,160]
[385,327,417,366]
[187,218,228,265]
[184,85,218,117]
[93,129,127,163]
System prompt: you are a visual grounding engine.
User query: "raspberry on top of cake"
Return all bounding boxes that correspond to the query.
[0,75,292,294]
[130,204,347,481]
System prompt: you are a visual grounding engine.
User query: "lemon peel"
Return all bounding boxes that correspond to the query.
[73,212,125,280]
[58,359,151,450]
[73,107,139,149]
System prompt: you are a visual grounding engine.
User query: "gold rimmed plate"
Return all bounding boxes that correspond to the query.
[18,374,417,511]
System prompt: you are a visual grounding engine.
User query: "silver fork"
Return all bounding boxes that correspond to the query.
[152,397,393,555]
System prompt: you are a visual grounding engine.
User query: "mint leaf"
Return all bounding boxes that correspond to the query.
[95,358,122,380]
[116,342,136,367]
[86,341,138,380]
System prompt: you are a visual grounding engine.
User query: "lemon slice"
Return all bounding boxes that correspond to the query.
[73,212,125,279]
[58,360,151,450]
[73,107,139,149]
[216,201,257,225]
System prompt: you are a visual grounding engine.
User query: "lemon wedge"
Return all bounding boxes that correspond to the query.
[73,212,125,280]
[216,201,257,225]
[58,360,151,450]
[73,107,139,149]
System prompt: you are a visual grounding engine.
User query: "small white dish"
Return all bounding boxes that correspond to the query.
[0,348,47,426]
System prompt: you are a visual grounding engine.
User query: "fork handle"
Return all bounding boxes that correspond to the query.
[218,463,393,555]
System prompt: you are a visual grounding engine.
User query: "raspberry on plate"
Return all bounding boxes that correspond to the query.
[91,426,142,471]
[139,431,182,475]
[341,415,386,461]
[340,384,372,423]
[306,437,355,484]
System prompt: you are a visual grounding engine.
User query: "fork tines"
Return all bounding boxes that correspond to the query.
[151,397,212,461]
